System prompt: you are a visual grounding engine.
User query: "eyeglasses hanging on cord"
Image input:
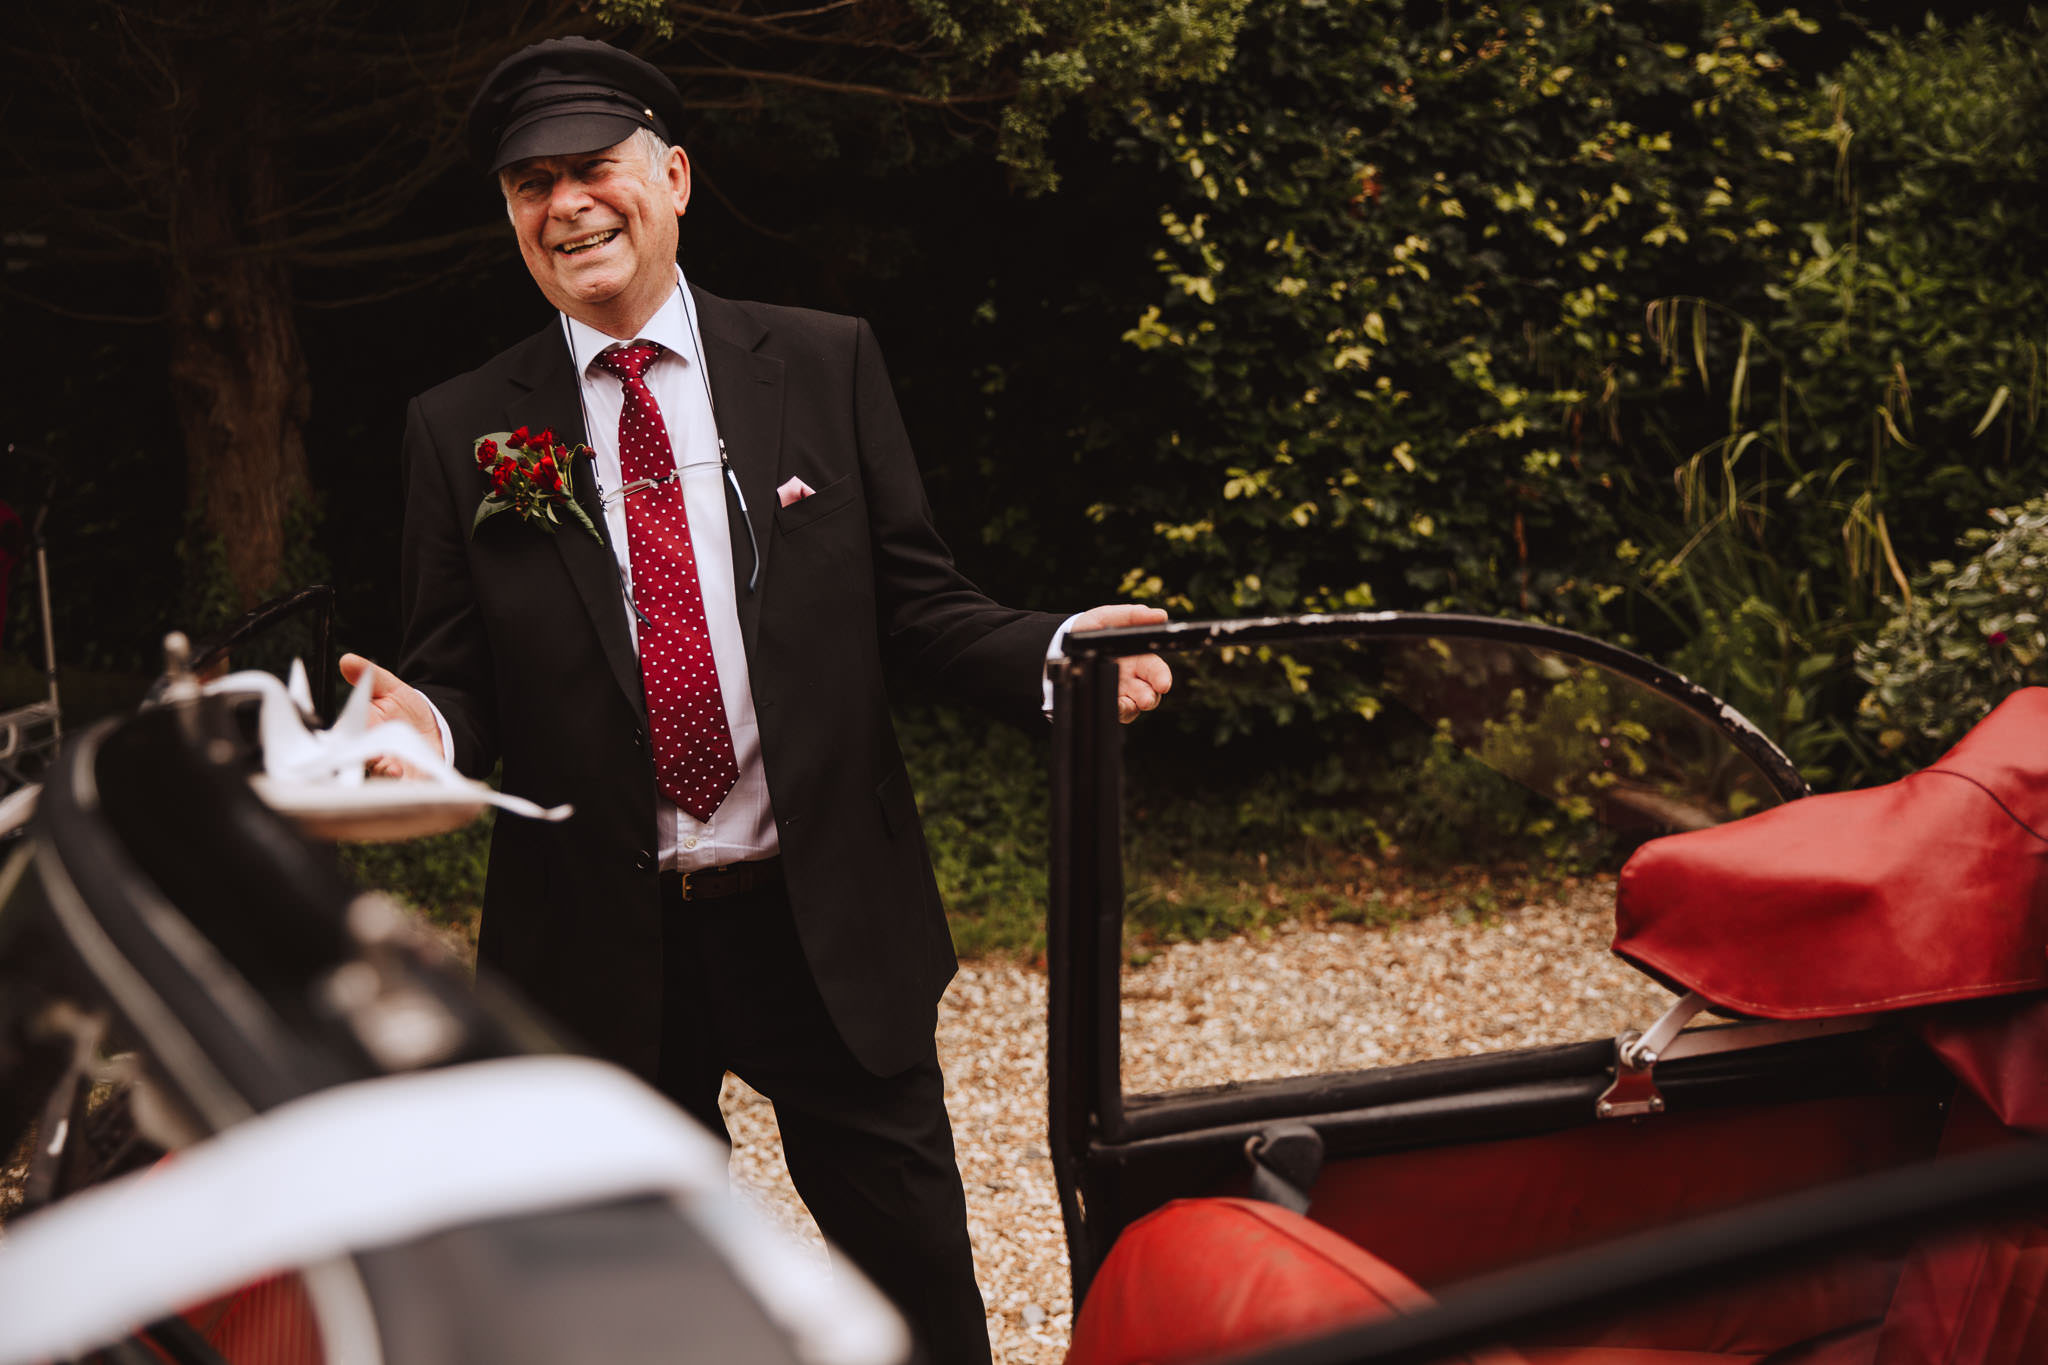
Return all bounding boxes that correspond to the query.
[561,280,762,596]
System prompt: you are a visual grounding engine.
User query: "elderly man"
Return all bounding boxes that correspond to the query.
[340,36,1169,1362]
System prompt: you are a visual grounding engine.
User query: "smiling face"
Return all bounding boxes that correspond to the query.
[501,134,691,338]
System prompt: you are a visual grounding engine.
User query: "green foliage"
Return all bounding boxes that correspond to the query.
[895,705,1053,956]
[597,0,1250,192]
[177,498,331,651]
[1398,686,1626,871]
[1856,497,2048,766]
[1628,16,2048,782]
[1769,16,2048,531]
[1121,751,1378,947]
[1083,0,1805,652]
[338,818,493,948]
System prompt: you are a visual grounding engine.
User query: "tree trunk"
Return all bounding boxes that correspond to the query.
[157,62,312,614]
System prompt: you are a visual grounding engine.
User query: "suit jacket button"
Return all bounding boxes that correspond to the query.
[635,850,654,872]
[633,729,645,749]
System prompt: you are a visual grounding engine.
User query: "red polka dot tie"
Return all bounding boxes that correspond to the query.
[595,340,739,821]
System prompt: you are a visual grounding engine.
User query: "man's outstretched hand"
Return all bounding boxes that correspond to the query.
[1070,604,1174,723]
[338,653,445,777]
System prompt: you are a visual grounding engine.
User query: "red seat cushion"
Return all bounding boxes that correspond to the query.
[1066,1197,1867,1365]
[1065,1197,1526,1365]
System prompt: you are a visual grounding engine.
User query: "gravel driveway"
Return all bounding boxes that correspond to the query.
[722,874,1676,1364]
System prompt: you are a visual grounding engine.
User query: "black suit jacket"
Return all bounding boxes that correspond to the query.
[396,287,1062,1078]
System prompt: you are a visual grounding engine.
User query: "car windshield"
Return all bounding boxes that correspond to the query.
[1096,621,1796,1098]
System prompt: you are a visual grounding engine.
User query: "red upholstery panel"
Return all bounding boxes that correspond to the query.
[1510,1249,1898,1361]
[1873,1089,2048,1365]
[1521,1351,1763,1365]
[1874,1229,2048,1365]
[1065,1197,1527,1365]
[180,1273,323,1365]
[1917,995,2048,1134]
[1526,1339,1882,1365]
[1309,1095,1942,1289]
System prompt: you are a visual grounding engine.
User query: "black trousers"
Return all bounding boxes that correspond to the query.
[655,875,991,1365]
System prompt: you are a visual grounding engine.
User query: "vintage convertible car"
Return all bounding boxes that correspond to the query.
[1044,613,2048,1365]
[3,605,2045,1364]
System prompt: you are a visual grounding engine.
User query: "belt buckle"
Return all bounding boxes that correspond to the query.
[676,865,729,901]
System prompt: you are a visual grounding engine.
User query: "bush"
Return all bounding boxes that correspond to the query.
[1628,15,2048,783]
[1856,498,2048,765]
[1077,0,1803,640]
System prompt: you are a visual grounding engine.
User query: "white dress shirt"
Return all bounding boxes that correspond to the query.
[429,267,776,872]
[564,271,779,871]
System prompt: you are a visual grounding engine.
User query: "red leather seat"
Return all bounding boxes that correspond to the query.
[1064,1197,1901,1365]
[1066,1196,1524,1365]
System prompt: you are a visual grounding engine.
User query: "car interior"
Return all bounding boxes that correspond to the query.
[1046,615,2048,1365]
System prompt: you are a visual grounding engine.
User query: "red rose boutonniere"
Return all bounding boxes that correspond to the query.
[470,426,602,542]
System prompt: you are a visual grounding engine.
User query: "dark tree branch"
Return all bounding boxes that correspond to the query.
[691,161,797,241]
[297,242,511,307]
[291,221,508,267]
[635,0,928,53]
[664,63,1014,105]
[0,275,165,325]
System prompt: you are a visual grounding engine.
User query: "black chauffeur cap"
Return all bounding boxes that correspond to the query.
[466,37,686,175]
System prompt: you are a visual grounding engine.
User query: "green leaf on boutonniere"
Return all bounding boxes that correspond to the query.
[472,496,517,536]
[560,448,604,542]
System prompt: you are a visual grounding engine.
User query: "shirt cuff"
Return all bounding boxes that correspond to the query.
[1042,612,1089,716]
[422,695,455,765]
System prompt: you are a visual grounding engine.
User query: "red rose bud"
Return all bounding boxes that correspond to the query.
[1991,631,2009,646]
[476,439,498,468]
[509,426,530,449]
[536,428,555,449]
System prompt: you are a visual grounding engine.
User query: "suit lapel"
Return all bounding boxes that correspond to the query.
[693,287,785,656]
[504,326,646,717]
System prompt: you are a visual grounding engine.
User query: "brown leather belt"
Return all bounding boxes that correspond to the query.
[662,856,784,902]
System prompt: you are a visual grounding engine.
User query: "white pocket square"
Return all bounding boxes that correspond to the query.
[776,476,817,508]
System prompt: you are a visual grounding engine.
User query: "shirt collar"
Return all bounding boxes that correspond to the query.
[563,265,702,378]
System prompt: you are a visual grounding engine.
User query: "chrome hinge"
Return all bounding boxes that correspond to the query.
[1596,990,1708,1119]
